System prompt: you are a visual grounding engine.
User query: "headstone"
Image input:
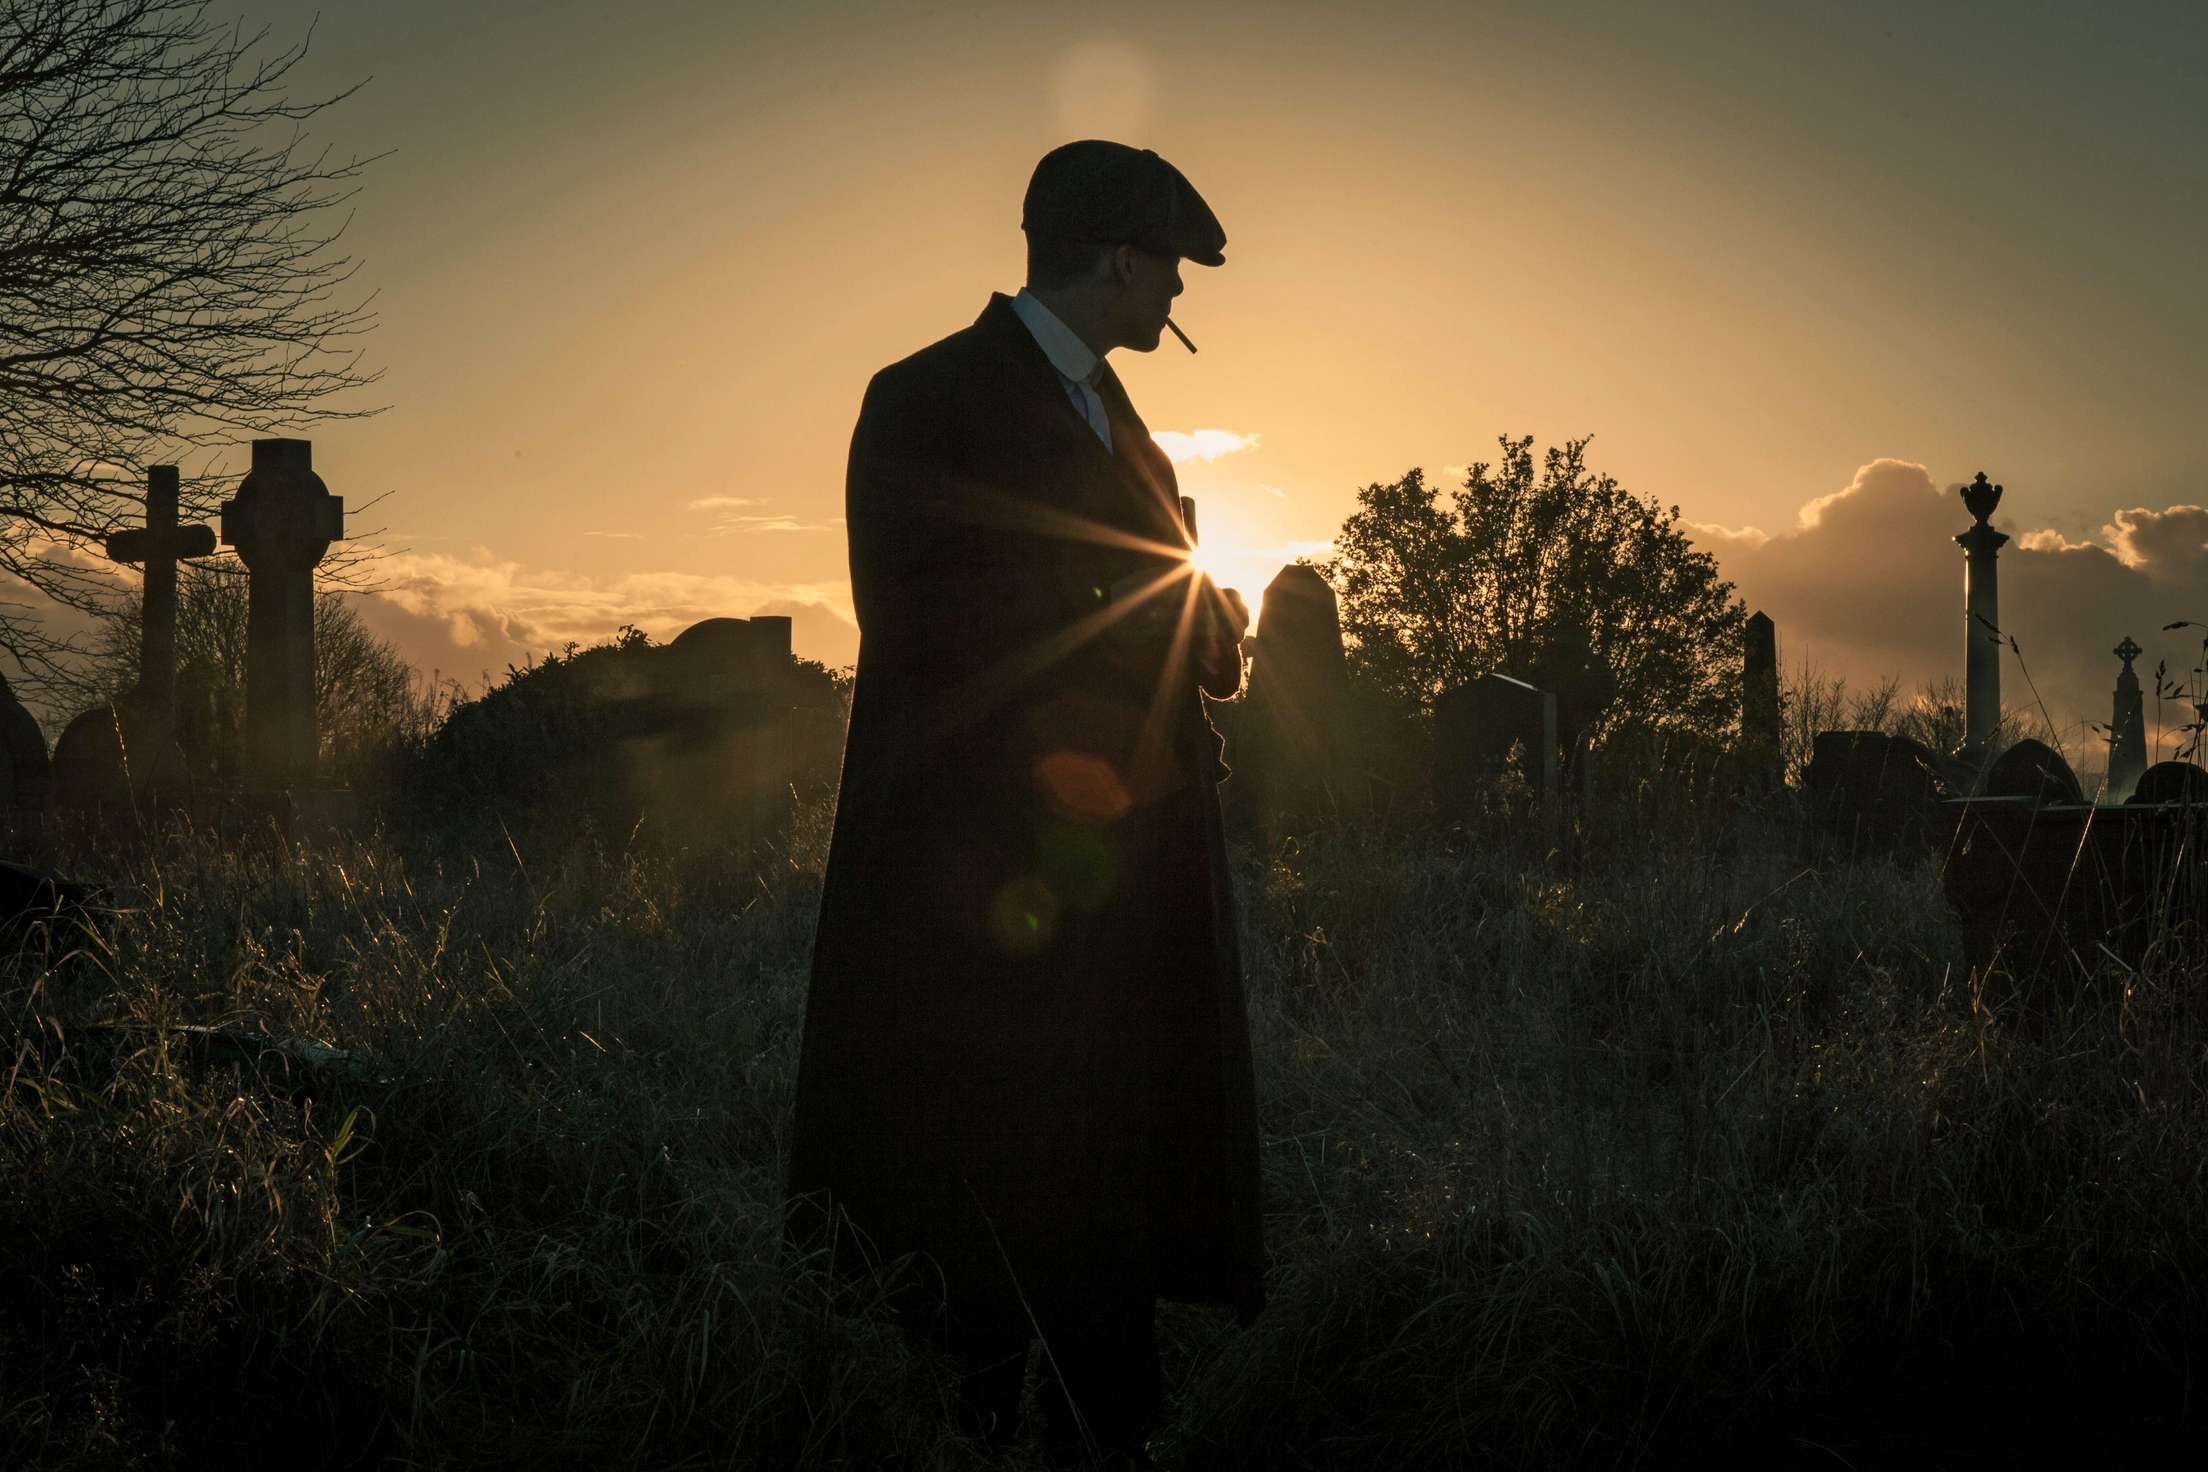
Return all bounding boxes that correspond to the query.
[0,858,102,944]
[633,615,831,840]
[1944,787,2207,1001]
[50,693,188,816]
[1740,610,1782,792]
[1521,626,1617,769]
[48,466,215,822]
[0,673,51,828]
[1979,738,2084,807]
[106,465,217,720]
[1954,472,2008,762]
[1232,564,1354,824]
[668,615,789,699]
[220,440,343,791]
[2128,761,2208,807]
[1804,730,1947,855]
[1435,673,1557,828]
[173,657,230,786]
[2105,636,2149,803]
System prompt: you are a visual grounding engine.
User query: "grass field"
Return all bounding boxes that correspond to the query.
[3,784,2203,1468]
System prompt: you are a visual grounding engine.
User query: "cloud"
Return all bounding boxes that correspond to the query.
[751,598,865,669]
[1698,460,2208,766]
[1152,429,1260,464]
[2101,505,2208,578]
[583,530,643,540]
[703,514,831,535]
[355,548,858,687]
[684,495,834,536]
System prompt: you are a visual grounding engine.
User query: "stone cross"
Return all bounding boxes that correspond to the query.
[1954,471,2008,762]
[219,439,343,790]
[1741,610,1781,791]
[106,465,216,718]
[2107,635,2148,803]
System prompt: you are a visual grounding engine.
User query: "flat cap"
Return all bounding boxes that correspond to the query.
[1021,140,1226,267]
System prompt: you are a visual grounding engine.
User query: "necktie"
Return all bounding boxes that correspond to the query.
[1066,364,1112,453]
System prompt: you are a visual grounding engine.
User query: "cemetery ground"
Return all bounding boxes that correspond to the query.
[3,769,2205,1469]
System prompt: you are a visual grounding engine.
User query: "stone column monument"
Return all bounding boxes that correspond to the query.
[107,465,217,720]
[1741,610,1782,791]
[1954,471,2008,762]
[220,439,343,790]
[2106,636,2149,803]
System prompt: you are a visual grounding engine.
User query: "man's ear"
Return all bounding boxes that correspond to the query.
[1108,243,1140,285]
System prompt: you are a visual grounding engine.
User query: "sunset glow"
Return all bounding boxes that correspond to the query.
[83,0,2191,750]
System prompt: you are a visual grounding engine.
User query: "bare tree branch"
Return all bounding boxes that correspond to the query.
[0,0,384,704]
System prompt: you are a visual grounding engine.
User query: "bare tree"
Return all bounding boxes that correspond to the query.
[1780,658,1849,785]
[85,560,441,783]
[0,1,382,696]
[1781,658,2034,782]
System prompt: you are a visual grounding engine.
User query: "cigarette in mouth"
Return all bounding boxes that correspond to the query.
[1165,316,1197,353]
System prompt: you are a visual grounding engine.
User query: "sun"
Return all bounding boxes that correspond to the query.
[1185,539,1229,580]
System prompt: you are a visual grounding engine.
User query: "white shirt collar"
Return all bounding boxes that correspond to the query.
[1010,288,1105,386]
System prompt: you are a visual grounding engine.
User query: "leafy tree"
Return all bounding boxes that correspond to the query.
[1323,435,1746,741]
[0,1,380,692]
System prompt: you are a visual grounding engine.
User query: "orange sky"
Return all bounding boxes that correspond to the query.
[170,1,2204,751]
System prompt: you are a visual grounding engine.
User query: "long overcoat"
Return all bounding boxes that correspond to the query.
[785,293,1267,1335]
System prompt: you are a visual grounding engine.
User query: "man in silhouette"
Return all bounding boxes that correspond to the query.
[786,141,1266,1469]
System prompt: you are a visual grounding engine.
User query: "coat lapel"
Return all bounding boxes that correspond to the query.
[976,294,1122,486]
[1094,359,1189,547]
[973,295,1191,553]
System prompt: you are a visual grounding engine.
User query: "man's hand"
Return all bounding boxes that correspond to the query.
[1210,583,1250,643]
[1196,578,1248,699]
[1101,571,1246,698]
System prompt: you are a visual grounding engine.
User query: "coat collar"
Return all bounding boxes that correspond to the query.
[977,292,1119,471]
[1007,288,1104,386]
[974,293,1185,542]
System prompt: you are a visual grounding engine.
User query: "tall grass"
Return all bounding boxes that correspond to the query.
[3,786,2203,1468]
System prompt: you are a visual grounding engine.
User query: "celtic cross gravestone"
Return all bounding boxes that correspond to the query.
[220,440,343,790]
[2106,636,2148,803]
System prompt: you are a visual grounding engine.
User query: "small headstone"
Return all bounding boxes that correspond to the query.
[636,615,829,839]
[2127,761,2208,807]
[668,615,789,701]
[1804,730,1947,855]
[50,693,188,817]
[0,672,51,828]
[1979,738,2084,807]
[173,658,231,786]
[0,858,102,943]
[1521,626,1617,783]
[1435,673,1557,824]
[220,440,344,791]
[2105,636,2149,803]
